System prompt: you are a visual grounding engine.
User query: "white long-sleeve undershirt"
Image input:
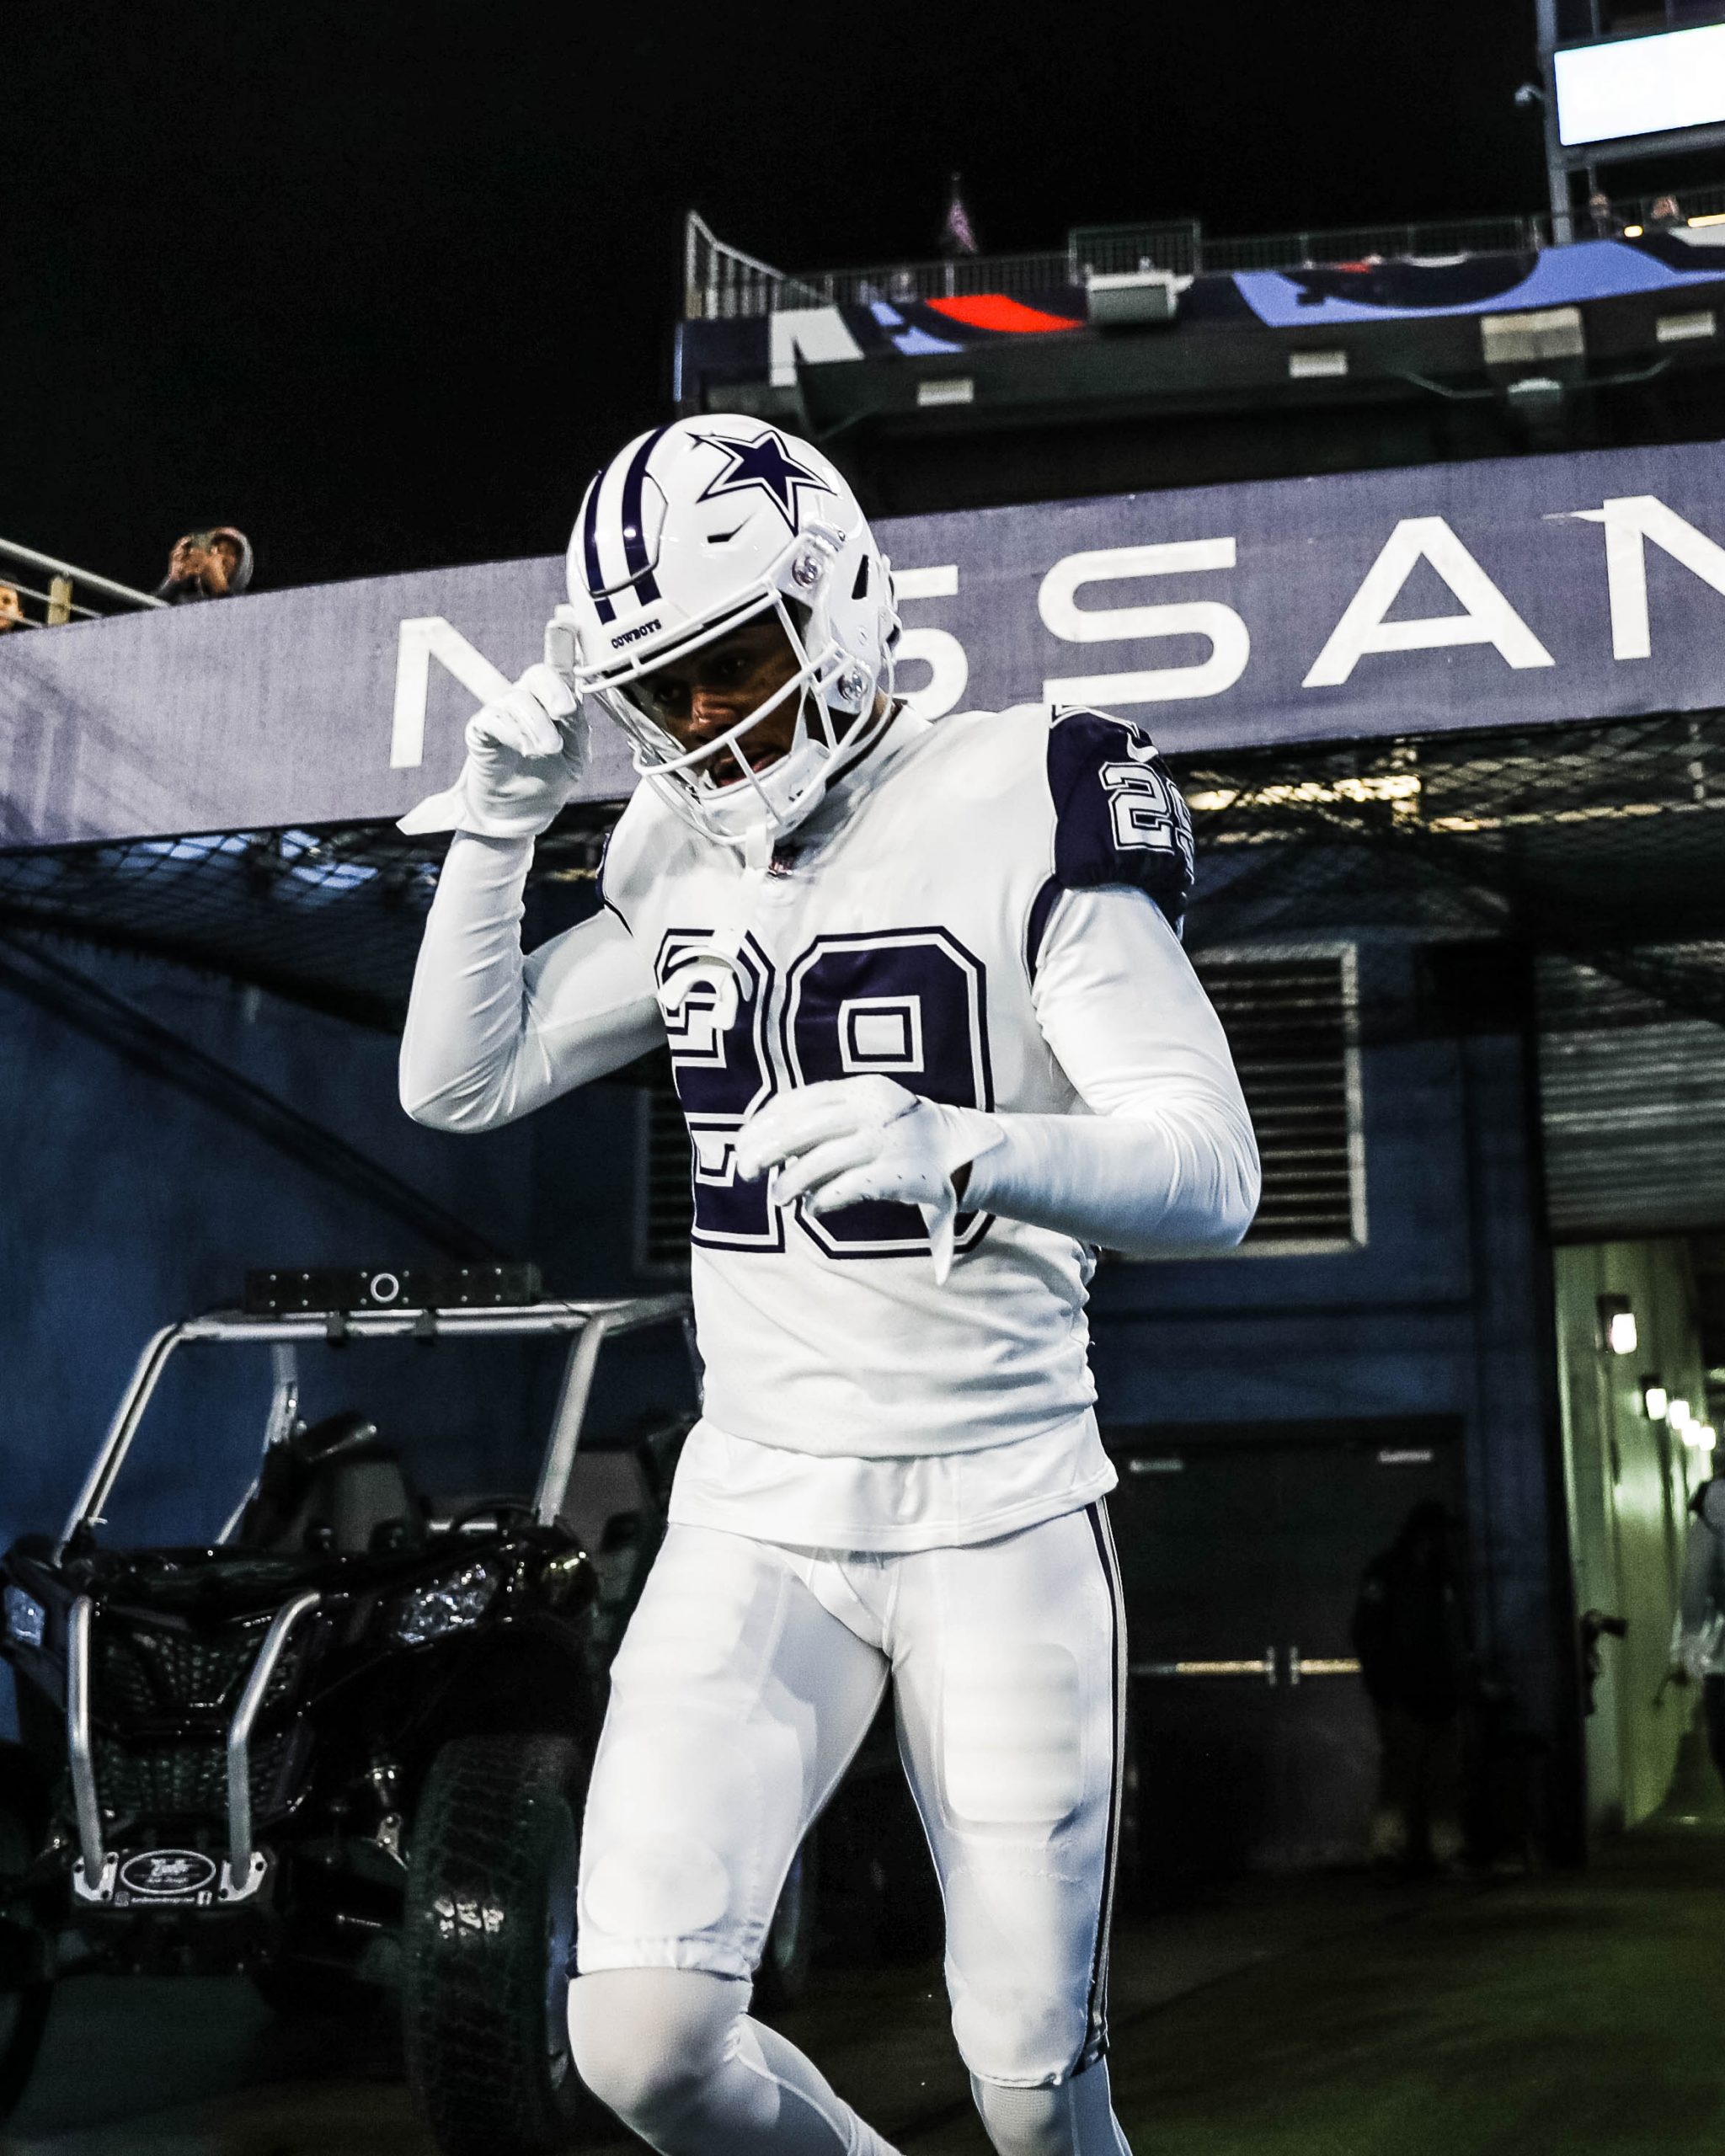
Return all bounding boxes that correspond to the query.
[399,831,663,1129]
[964,884,1260,1257]
[399,832,1258,1261]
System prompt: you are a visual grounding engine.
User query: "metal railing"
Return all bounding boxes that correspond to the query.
[1596,181,1725,236]
[1069,221,1203,276]
[682,192,1725,321]
[683,208,1560,321]
[686,214,1088,318]
[683,211,827,320]
[799,250,1076,311]
[1197,214,1547,273]
[0,536,163,631]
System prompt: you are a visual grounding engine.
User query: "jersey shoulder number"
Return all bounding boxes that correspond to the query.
[1045,706,1195,926]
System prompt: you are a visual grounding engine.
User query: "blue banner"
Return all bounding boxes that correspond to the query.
[876,438,1725,754]
[3,439,1724,847]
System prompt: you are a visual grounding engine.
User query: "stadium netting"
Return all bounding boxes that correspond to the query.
[0,710,1722,1042]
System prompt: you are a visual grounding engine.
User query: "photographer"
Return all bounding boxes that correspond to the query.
[154,526,254,604]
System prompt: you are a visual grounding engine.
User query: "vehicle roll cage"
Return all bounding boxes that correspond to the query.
[52,1294,692,1911]
[57,1295,694,1561]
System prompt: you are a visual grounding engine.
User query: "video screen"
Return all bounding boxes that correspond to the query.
[1555,20,1725,147]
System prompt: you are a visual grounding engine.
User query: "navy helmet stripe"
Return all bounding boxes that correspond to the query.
[579,476,615,626]
[617,424,670,605]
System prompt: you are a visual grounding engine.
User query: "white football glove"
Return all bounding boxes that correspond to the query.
[735,1075,1002,1285]
[398,660,588,840]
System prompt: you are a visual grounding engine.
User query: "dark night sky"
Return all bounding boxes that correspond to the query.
[2,3,1546,596]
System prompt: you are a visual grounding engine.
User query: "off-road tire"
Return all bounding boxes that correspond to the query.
[403,1732,592,2156]
[752,1829,819,2016]
[0,1742,51,2120]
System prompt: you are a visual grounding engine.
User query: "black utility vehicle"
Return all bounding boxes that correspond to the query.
[0,1277,694,2156]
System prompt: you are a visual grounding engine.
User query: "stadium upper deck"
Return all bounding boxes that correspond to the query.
[677,189,1725,510]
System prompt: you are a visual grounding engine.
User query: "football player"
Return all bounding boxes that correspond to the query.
[398,417,1260,2156]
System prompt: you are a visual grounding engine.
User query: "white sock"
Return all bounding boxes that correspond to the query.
[971,2057,1134,2156]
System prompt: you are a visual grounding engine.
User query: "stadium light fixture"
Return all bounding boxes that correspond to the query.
[1670,1397,1694,1432]
[1642,1379,1669,1421]
[1597,1294,1637,1356]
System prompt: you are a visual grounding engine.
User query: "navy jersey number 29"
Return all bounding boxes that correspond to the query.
[659,926,994,1261]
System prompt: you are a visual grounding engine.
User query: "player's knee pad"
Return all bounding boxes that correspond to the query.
[569,1967,747,2131]
[580,1814,740,1943]
[969,2061,1130,2156]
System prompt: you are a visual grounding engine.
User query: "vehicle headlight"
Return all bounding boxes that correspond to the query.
[386,1559,502,1647]
[3,1588,45,1649]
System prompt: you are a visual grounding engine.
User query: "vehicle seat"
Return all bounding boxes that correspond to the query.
[240,1411,427,1556]
[560,1449,655,1561]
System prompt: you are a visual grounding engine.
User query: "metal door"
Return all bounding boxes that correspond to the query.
[1105,1418,1461,1879]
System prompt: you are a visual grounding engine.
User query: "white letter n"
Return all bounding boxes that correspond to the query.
[1571,495,1725,662]
[390,617,513,770]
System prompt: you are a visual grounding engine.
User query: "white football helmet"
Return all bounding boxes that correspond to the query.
[547,415,899,851]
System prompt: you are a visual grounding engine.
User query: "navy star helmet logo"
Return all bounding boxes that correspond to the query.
[692,429,831,532]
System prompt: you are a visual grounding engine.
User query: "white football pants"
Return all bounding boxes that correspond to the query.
[569,1504,1130,2156]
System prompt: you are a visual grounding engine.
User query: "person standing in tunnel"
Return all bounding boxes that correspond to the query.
[1667,1475,1725,1786]
[1351,1500,1471,1876]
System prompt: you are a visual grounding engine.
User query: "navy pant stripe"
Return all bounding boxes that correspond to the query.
[1076,1497,1126,2075]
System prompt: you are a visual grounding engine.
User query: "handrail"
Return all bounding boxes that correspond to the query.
[0,536,164,612]
[1197,213,1546,275]
[0,576,101,623]
[1605,180,1725,236]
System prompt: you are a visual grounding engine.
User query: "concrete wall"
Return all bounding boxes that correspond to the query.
[1088,944,1575,1833]
[1553,1239,1710,1833]
[0,944,547,1524]
[0,914,693,1574]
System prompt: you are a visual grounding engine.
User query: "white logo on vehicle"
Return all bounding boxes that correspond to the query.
[117,1849,219,1897]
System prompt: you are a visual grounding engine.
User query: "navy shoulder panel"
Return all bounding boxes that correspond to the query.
[1046,707,1195,927]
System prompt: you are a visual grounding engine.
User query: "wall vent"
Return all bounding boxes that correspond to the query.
[636,1064,695,1276]
[1193,946,1365,1253]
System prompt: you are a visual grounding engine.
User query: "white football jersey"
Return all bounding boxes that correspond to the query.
[595,701,1215,1539]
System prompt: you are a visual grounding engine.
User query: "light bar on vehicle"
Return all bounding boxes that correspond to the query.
[243,1264,543,1316]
